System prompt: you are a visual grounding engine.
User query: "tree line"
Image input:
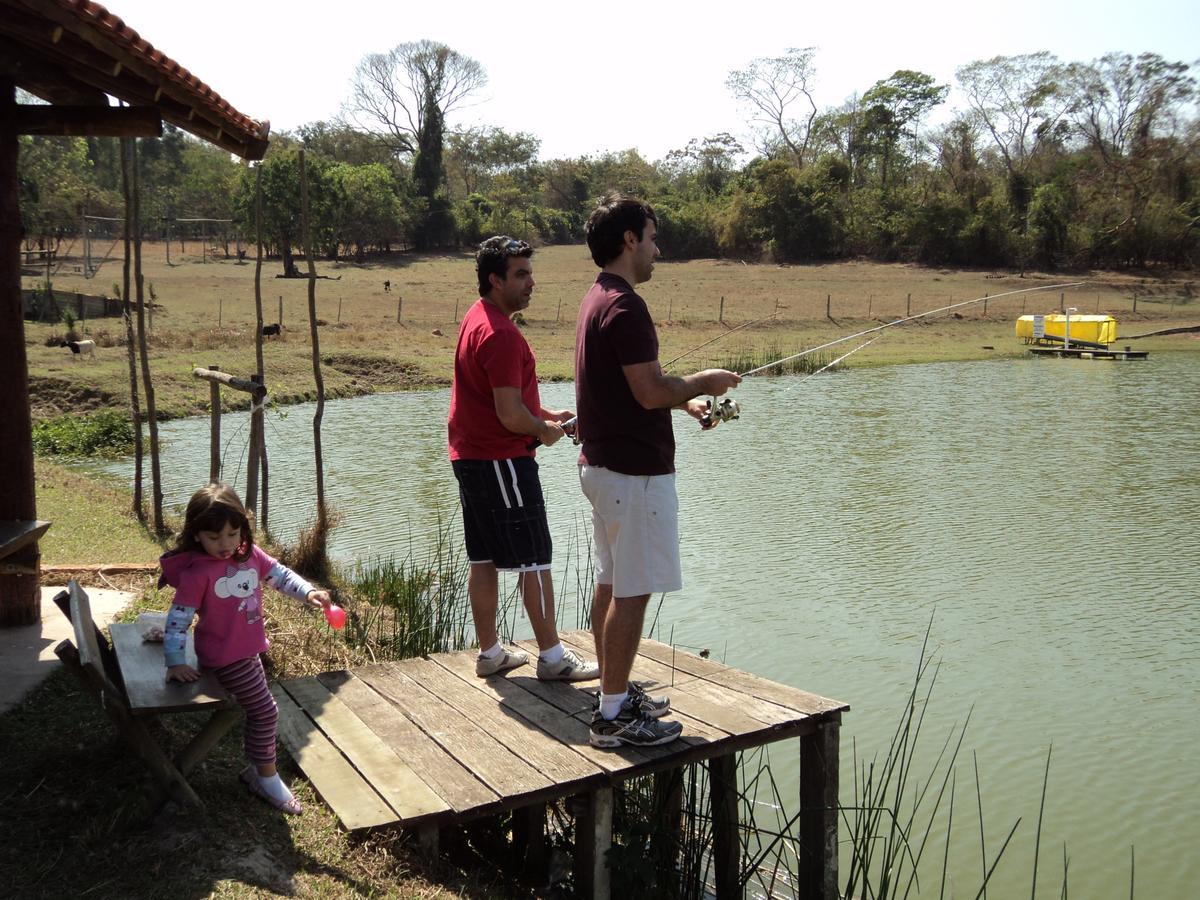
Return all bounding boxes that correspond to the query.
[18,42,1200,272]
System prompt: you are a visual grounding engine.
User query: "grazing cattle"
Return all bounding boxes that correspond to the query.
[59,339,96,361]
[261,323,282,338]
[383,280,391,292]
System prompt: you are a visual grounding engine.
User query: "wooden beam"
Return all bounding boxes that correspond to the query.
[575,786,613,899]
[0,75,39,627]
[15,104,161,137]
[799,716,841,900]
[709,754,740,897]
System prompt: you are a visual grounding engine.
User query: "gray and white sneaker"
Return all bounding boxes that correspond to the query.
[628,682,671,719]
[536,648,600,681]
[589,700,683,748]
[475,646,529,677]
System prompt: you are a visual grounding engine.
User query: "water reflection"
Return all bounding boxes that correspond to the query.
[96,354,1200,897]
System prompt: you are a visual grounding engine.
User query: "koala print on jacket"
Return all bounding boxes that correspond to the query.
[215,564,262,623]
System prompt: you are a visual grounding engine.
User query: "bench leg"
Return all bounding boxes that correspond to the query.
[177,708,241,777]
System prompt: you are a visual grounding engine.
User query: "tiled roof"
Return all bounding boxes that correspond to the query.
[1,0,270,159]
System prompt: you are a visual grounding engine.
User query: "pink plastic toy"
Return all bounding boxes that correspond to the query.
[324,604,346,630]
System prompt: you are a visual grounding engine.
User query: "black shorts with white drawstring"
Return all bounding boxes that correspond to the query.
[452,457,552,571]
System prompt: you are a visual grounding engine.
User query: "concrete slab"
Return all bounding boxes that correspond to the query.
[0,586,134,716]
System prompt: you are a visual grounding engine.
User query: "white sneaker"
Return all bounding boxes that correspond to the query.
[536,648,600,681]
[475,647,529,677]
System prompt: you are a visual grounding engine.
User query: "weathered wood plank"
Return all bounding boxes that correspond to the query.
[281,676,450,823]
[397,657,602,786]
[0,519,49,560]
[635,637,848,715]
[557,630,801,730]
[110,618,229,714]
[429,647,660,776]
[356,662,554,801]
[271,684,396,830]
[315,669,496,814]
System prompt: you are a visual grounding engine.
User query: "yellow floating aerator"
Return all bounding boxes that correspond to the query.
[1016,314,1117,348]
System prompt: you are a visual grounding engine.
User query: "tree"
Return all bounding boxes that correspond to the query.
[331,163,402,259]
[664,133,745,197]
[956,53,1073,177]
[859,71,948,192]
[446,126,540,197]
[726,47,820,167]
[298,120,394,167]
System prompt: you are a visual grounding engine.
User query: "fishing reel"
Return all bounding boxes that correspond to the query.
[699,397,741,430]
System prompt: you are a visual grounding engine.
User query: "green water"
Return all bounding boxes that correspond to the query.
[101,353,1200,897]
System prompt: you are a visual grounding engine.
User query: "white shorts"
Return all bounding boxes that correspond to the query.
[579,465,682,598]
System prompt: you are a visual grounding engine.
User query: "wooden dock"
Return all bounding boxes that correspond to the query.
[1029,345,1148,360]
[274,629,848,898]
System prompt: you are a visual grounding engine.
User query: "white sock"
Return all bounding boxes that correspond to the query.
[600,690,629,721]
[480,642,503,660]
[539,642,565,665]
[257,772,295,805]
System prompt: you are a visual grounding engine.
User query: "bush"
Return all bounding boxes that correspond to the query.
[32,410,135,458]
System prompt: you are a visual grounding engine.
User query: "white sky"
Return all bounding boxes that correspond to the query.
[104,0,1197,161]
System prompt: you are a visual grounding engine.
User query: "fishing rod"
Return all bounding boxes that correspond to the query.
[696,280,1084,432]
[662,311,779,370]
[782,334,882,393]
[739,281,1085,378]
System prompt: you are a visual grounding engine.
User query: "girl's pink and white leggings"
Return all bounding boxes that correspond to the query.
[212,655,278,767]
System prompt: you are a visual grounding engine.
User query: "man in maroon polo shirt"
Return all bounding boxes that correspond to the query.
[575,196,741,747]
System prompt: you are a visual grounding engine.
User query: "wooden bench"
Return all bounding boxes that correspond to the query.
[0,519,50,575]
[53,581,240,807]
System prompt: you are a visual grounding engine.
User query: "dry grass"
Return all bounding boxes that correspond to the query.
[23,244,1199,421]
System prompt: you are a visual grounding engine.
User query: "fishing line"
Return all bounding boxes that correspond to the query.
[780,334,882,395]
[661,311,779,370]
[739,281,1085,378]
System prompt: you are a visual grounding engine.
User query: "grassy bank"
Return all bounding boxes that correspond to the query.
[24,244,1200,421]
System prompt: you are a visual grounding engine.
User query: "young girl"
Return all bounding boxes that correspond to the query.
[159,482,333,815]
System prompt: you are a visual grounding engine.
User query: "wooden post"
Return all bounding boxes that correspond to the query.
[826,294,832,319]
[299,149,328,528]
[799,716,841,900]
[396,295,403,323]
[453,299,459,323]
[0,77,41,625]
[868,294,872,317]
[119,135,144,523]
[906,293,911,317]
[512,802,548,877]
[651,768,684,876]
[1060,292,1065,313]
[719,296,724,323]
[1133,292,1138,312]
[710,754,740,898]
[337,297,342,323]
[244,374,264,515]
[668,297,673,323]
[556,297,562,323]
[208,365,220,482]
[983,293,988,316]
[218,296,222,328]
[575,786,613,899]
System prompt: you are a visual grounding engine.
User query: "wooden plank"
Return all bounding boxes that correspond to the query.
[315,669,496,814]
[429,647,661,776]
[0,519,49,560]
[557,630,802,730]
[15,104,162,137]
[635,637,848,715]
[398,657,601,786]
[110,618,229,714]
[270,684,396,830]
[359,660,554,800]
[281,675,449,822]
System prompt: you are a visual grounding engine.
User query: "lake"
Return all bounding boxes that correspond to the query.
[96,352,1200,897]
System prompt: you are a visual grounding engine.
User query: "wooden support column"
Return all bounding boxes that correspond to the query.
[651,767,684,874]
[244,374,264,514]
[512,802,548,878]
[799,715,841,900]
[208,365,221,482]
[0,77,40,626]
[575,786,613,899]
[416,824,439,861]
[709,754,740,898]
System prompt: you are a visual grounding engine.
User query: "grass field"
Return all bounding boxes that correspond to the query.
[23,242,1200,421]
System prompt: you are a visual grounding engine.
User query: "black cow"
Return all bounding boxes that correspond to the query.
[262,323,282,337]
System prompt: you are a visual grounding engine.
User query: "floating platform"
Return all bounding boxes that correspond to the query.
[1029,346,1148,360]
[274,629,848,898]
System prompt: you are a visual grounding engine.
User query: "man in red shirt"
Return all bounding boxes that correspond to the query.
[449,236,598,682]
[575,197,741,747]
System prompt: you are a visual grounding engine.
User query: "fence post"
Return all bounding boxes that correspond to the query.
[337,297,342,323]
[718,296,724,323]
[245,374,264,515]
[1133,292,1138,312]
[826,294,831,319]
[1060,292,1065,313]
[208,365,221,482]
[668,297,673,323]
[906,293,911,317]
[218,296,223,329]
[983,293,988,317]
[556,298,562,323]
[397,295,403,323]
[868,294,872,317]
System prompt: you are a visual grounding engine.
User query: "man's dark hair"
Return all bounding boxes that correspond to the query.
[584,194,658,267]
[476,235,533,296]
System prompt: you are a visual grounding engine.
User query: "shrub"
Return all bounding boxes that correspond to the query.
[32,410,135,458]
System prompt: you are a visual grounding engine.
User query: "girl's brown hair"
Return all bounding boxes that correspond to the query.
[173,483,254,562]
